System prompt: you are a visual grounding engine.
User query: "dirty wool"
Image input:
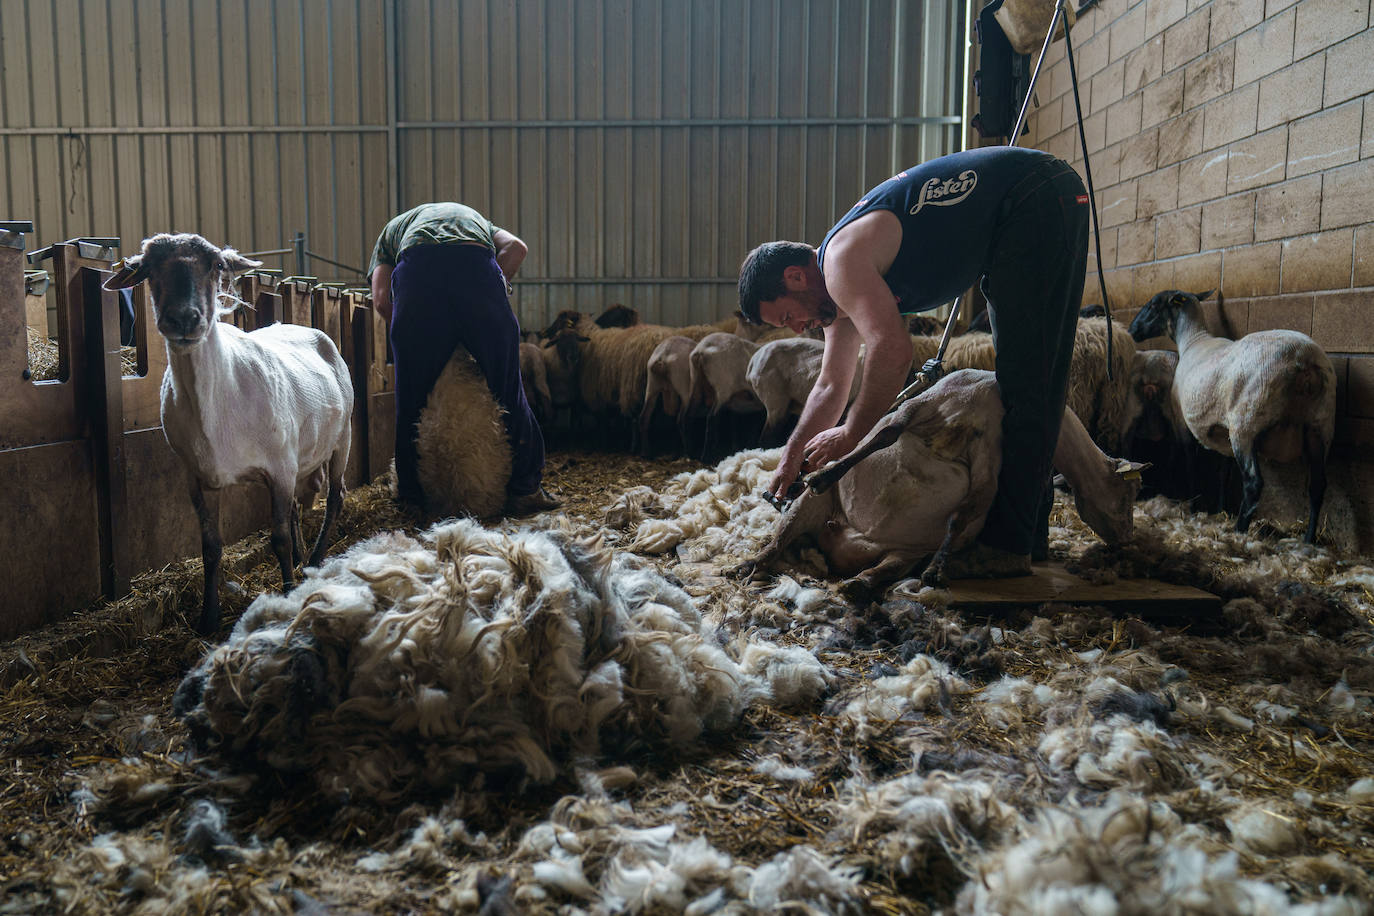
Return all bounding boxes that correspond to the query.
[6,449,1374,914]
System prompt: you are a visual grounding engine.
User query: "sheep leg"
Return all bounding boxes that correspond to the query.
[676,401,692,458]
[189,482,223,636]
[289,500,306,568]
[268,481,297,592]
[921,505,978,587]
[307,464,346,569]
[635,395,656,457]
[1302,425,1328,544]
[1234,450,1263,533]
[727,488,833,580]
[839,550,922,605]
[701,408,718,463]
[804,406,921,497]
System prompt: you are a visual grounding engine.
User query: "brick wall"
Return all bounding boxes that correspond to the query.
[1018,0,1374,549]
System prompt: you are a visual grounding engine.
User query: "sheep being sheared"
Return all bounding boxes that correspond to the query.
[104,233,352,635]
[414,345,512,519]
[1128,289,1335,542]
[733,369,1145,601]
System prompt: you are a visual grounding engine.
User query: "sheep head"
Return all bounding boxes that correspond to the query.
[594,303,639,329]
[1075,459,1150,545]
[1128,289,1214,343]
[540,309,584,340]
[104,233,261,350]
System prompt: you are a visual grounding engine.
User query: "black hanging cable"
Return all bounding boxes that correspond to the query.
[1062,13,1115,379]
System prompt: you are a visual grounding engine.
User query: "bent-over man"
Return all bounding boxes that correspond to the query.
[369,202,559,516]
[738,146,1089,578]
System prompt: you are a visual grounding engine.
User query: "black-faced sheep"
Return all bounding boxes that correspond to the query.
[104,234,353,636]
[1128,289,1336,542]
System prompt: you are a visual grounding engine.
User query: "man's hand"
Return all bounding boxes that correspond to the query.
[802,426,859,472]
[768,452,806,501]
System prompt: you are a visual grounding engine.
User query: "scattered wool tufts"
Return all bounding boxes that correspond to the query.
[833,771,1020,878]
[603,485,663,529]
[957,795,1363,916]
[745,845,862,914]
[766,575,834,617]
[736,641,831,707]
[1224,804,1304,857]
[1038,718,1188,792]
[626,448,779,558]
[840,654,971,729]
[356,815,489,874]
[752,757,816,783]
[976,676,1061,731]
[1348,777,1374,805]
[174,520,803,800]
[180,799,241,865]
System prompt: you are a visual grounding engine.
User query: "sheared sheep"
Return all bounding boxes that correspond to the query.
[746,337,865,446]
[104,233,353,636]
[637,334,696,455]
[688,332,765,460]
[1128,289,1336,542]
[734,369,1145,600]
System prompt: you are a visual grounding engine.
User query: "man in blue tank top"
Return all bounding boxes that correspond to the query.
[738,146,1089,578]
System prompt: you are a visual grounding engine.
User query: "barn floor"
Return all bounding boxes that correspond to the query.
[2,448,1373,914]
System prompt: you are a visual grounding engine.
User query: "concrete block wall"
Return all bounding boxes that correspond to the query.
[1019,0,1374,550]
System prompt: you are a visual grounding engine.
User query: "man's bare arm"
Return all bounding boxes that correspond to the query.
[370,264,394,325]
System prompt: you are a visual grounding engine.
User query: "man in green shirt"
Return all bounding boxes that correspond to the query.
[369,202,559,516]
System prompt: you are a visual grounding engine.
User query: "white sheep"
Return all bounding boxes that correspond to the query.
[1128,289,1336,542]
[637,334,696,455]
[688,331,764,459]
[105,233,353,635]
[746,337,864,445]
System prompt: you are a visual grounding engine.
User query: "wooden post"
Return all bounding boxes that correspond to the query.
[363,295,395,481]
[83,266,131,599]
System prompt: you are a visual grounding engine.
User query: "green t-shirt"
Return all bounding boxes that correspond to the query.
[367,202,500,277]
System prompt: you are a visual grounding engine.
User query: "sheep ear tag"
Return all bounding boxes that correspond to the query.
[1116,460,1150,480]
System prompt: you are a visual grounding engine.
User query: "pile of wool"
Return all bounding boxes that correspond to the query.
[174,518,827,802]
[607,448,783,561]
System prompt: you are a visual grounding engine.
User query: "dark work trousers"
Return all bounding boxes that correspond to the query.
[977,159,1090,556]
[389,243,545,503]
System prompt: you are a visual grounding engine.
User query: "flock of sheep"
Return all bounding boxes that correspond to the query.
[109,231,1338,640]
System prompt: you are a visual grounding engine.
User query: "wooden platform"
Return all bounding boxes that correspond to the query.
[946,562,1221,622]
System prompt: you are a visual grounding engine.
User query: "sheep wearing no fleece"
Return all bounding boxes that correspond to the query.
[1128,289,1336,542]
[104,233,352,636]
[747,337,865,445]
[172,519,827,801]
[737,369,1145,600]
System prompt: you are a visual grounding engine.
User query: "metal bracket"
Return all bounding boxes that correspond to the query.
[0,221,34,249]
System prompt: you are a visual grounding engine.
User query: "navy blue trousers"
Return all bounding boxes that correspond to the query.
[977,158,1090,555]
[389,244,545,502]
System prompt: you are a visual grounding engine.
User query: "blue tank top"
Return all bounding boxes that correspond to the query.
[818,146,1058,313]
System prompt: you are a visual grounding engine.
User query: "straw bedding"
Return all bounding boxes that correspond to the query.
[2,449,1371,914]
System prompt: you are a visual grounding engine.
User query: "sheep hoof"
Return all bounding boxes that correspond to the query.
[838,577,875,605]
[920,566,948,588]
[726,560,758,581]
[805,468,838,494]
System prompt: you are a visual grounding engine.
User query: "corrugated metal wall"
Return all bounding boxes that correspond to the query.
[0,0,967,329]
